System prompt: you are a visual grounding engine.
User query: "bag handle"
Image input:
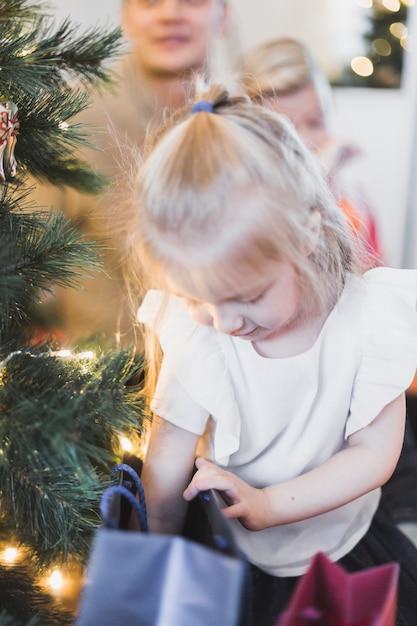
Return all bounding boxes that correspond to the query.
[100,465,149,532]
[111,462,147,515]
[100,484,149,532]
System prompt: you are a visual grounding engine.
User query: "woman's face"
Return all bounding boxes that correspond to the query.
[265,83,328,153]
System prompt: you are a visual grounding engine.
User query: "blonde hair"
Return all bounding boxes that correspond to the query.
[130,80,360,400]
[239,37,332,115]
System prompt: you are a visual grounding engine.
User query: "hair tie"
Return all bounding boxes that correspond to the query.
[191,100,214,114]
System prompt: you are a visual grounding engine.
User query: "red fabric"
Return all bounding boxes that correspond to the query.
[275,552,399,626]
[338,197,383,268]
[408,372,417,395]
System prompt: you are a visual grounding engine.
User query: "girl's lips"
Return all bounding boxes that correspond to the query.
[232,328,258,339]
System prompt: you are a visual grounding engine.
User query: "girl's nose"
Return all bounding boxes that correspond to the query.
[211,305,244,336]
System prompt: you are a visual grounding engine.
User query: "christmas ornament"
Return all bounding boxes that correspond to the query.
[0,101,19,180]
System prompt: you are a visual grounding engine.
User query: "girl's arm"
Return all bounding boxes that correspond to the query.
[183,393,406,531]
[141,415,200,534]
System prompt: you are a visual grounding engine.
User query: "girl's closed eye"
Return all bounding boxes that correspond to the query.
[241,290,267,305]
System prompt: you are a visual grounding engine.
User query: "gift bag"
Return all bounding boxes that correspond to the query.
[76,463,251,626]
[276,551,399,626]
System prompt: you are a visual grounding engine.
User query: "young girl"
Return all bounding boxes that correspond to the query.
[134,82,417,625]
[238,36,417,534]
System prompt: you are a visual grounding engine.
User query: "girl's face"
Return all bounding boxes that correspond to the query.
[265,83,328,153]
[167,258,304,346]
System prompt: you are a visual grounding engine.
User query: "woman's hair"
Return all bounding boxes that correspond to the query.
[129,79,361,399]
[238,37,332,113]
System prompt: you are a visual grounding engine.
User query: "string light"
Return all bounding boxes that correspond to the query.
[55,349,71,358]
[390,22,408,38]
[382,0,401,11]
[0,544,28,565]
[38,559,86,611]
[120,435,133,452]
[17,47,35,57]
[372,38,392,55]
[351,56,374,77]
[3,547,18,563]
[76,351,95,360]
[48,569,64,592]
[119,432,149,459]
[400,36,408,49]
[53,349,94,360]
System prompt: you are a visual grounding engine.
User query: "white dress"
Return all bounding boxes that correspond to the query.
[138,267,417,576]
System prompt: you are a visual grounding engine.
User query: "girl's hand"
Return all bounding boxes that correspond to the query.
[183,457,271,531]
[183,395,406,530]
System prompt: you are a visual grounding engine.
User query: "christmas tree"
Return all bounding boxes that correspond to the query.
[0,1,146,623]
[334,0,409,88]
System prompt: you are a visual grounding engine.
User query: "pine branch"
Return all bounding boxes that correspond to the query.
[0,10,123,189]
[0,192,104,346]
[0,2,145,621]
[32,161,109,194]
[0,182,105,351]
[0,348,146,564]
[49,20,125,86]
[0,0,45,22]
[14,88,110,191]
[0,211,103,287]
[0,16,123,99]
[17,88,94,156]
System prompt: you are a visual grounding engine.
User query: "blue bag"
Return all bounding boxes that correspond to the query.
[76,463,252,626]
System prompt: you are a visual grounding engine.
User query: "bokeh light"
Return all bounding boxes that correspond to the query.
[351,56,374,77]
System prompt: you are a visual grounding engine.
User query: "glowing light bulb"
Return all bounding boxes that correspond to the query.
[351,56,374,77]
[382,0,401,10]
[372,38,392,56]
[56,349,71,358]
[77,351,95,359]
[120,436,133,452]
[18,47,34,57]
[390,22,407,38]
[4,547,18,563]
[49,569,64,591]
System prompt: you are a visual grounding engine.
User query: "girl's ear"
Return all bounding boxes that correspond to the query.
[304,210,321,256]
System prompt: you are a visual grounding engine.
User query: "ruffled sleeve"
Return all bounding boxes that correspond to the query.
[346,267,417,437]
[137,290,241,464]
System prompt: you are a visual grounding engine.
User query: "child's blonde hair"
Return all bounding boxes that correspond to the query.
[239,37,332,116]
[131,80,359,399]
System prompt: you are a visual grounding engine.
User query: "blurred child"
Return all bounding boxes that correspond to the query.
[133,81,417,625]
[239,37,383,265]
